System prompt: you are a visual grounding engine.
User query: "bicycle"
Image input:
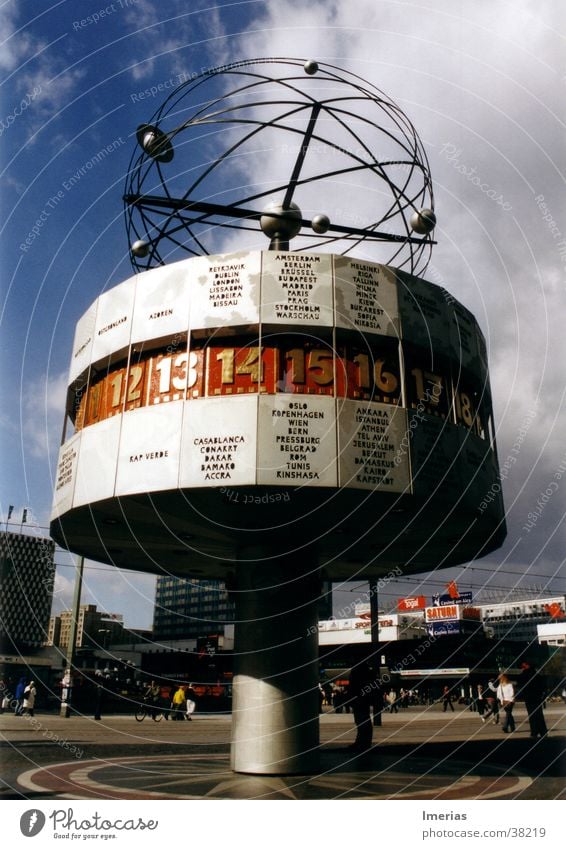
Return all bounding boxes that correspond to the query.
[135,700,163,722]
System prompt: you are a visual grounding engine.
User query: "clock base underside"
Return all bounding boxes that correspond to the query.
[50,485,505,581]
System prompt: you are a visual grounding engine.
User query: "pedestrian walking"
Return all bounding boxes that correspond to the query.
[372,678,384,727]
[333,686,346,713]
[185,683,197,721]
[14,677,27,715]
[161,685,175,719]
[94,670,104,721]
[22,681,37,716]
[0,678,11,714]
[482,678,499,724]
[143,680,161,719]
[386,689,398,713]
[346,661,375,753]
[497,673,515,733]
[171,684,186,720]
[442,685,454,712]
[517,662,548,739]
[476,683,486,716]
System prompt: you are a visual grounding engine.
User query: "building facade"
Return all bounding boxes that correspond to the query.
[479,595,566,643]
[332,595,565,646]
[536,622,566,647]
[153,576,332,642]
[47,604,125,651]
[318,613,426,645]
[0,530,55,651]
[153,577,234,641]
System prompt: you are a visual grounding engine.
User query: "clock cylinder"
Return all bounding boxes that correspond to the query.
[51,249,505,580]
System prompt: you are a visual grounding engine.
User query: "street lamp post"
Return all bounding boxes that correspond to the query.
[97,628,110,654]
[60,555,85,717]
[369,578,382,726]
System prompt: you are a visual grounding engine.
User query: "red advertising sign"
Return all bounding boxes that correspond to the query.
[398,595,426,611]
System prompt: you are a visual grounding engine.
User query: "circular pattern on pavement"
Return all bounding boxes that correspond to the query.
[17,752,532,800]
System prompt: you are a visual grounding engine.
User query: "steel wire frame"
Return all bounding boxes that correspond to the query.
[124,57,435,275]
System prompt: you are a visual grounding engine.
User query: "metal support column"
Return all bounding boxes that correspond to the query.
[231,545,321,774]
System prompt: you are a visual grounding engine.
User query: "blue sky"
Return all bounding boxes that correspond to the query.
[1,0,565,629]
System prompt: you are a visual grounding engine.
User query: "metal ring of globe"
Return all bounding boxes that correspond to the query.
[124,57,436,275]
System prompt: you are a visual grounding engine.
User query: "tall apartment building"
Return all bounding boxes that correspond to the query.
[153,576,333,642]
[0,530,55,651]
[153,577,233,641]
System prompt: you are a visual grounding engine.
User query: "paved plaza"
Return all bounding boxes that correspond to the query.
[1,704,564,800]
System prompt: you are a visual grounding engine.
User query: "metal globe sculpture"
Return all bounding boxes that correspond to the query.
[52,58,505,776]
[124,58,435,274]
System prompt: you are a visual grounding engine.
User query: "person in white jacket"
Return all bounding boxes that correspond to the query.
[496,674,515,733]
[23,681,37,717]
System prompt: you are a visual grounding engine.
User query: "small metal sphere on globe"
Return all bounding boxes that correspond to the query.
[410,208,436,235]
[311,213,330,234]
[304,60,319,75]
[131,239,150,258]
[142,130,157,153]
[136,124,174,163]
[260,201,303,239]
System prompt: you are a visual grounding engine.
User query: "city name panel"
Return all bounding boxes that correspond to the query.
[51,250,505,580]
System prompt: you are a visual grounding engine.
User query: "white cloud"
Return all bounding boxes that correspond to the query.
[121,0,230,82]
[8,0,563,624]
[0,3,86,141]
[121,2,566,584]
[218,0,566,576]
[0,4,38,72]
[81,565,157,630]
[49,561,157,629]
[22,370,68,461]
[51,570,75,614]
